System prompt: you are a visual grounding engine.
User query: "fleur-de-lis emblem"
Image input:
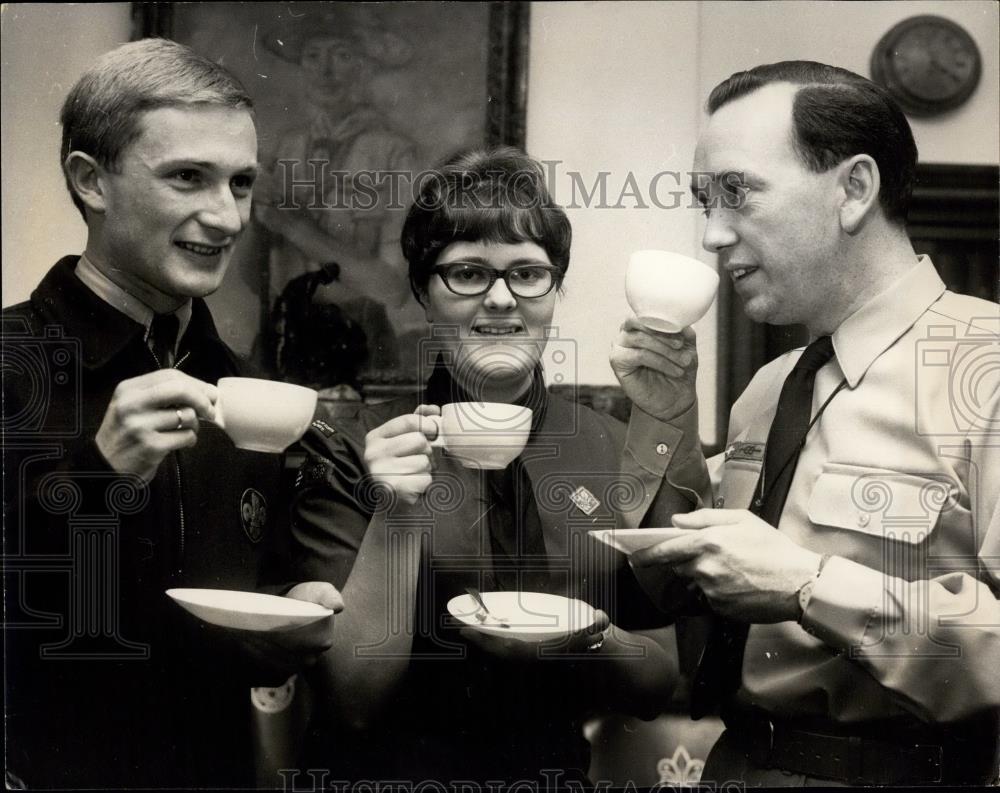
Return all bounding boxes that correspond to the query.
[657,745,705,785]
[240,488,268,543]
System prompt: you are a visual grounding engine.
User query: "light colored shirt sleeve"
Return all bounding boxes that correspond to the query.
[802,398,1000,721]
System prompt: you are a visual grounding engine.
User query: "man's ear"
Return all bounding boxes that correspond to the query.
[63,152,108,215]
[838,154,880,233]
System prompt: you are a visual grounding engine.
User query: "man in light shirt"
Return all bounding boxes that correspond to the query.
[613,61,999,785]
[2,38,341,787]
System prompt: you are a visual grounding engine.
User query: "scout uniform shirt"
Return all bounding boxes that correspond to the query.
[632,255,1000,725]
[3,256,286,787]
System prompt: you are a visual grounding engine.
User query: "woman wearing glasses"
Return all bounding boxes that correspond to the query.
[286,148,689,783]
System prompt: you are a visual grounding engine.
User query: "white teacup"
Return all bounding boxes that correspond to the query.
[625,250,720,333]
[427,403,532,469]
[215,377,318,453]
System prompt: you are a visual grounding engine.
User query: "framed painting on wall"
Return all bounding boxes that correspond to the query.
[135,1,529,400]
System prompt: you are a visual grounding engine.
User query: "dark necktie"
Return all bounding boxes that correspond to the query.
[690,336,836,719]
[149,313,180,369]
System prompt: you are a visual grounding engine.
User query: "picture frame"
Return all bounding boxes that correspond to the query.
[135,1,529,399]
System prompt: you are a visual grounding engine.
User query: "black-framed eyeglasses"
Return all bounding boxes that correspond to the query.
[431,262,563,298]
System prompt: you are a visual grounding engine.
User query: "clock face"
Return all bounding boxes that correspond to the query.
[871,15,982,116]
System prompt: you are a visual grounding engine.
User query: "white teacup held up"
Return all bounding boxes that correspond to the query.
[215,377,318,453]
[625,250,720,333]
[426,402,533,470]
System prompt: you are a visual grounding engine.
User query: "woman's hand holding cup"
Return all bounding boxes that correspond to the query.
[364,405,442,505]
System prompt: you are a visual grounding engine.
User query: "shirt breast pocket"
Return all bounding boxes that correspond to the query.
[807,463,956,545]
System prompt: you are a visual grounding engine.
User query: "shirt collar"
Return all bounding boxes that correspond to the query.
[30,256,228,371]
[832,255,946,388]
[75,253,193,348]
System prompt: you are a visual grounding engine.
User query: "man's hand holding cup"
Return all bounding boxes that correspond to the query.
[96,369,218,482]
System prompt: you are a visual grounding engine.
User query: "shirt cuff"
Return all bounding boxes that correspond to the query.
[800,555,884,651]
[625,402,695,474]
[624,402,707,507]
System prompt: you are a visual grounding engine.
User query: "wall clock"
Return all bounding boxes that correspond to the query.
[870,15,982,117]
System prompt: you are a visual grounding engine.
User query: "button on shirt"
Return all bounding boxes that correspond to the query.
[632,256,1000,724]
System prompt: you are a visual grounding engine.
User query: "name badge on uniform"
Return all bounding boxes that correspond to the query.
[241,488,268,543]
[570,485,601,516]
[725,441,765,463]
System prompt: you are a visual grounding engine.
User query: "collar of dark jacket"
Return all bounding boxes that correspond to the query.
[31,256,231,371]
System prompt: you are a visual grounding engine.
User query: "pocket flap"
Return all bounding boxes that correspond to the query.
[807,464,955,543]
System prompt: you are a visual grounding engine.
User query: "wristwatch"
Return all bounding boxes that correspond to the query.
[797,553,832,621]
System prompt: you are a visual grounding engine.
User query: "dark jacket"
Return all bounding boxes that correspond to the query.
[3,257,285,787]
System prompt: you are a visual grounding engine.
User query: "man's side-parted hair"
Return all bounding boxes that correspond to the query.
[401,147,572,304]
[60,38,254,217]
[707,61,918,223]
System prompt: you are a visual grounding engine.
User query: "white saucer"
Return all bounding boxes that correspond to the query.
[588,527,690,555]
[447,591,598,643]
[166,588,332,632]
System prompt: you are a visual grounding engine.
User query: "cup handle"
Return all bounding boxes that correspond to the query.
[425,414,446,448]
[213,398,225,429]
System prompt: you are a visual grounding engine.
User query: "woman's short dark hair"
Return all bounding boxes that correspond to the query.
[707,61,918,223]
[401,147,572,303]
